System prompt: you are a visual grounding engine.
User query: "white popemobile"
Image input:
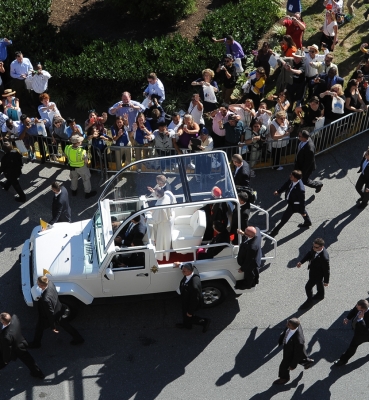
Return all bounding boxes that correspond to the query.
[20,151,276,317]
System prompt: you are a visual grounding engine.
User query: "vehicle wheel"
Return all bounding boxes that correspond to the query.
[59,296,78,321]
[201,281,227,308]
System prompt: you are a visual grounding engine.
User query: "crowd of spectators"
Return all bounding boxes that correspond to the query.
[0,2,369,180]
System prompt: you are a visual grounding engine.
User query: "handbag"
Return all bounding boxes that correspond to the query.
[314,116,326,130]
[234,58,244,74]
[15,140,28,154]
[332,96,344,114]
[202,84,217,103]
[36,121,48,137]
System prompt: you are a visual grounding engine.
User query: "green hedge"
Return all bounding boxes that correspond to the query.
[105,0,197,22]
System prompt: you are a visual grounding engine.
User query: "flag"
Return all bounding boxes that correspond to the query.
[40,218,49,230]
[43,268,52,276]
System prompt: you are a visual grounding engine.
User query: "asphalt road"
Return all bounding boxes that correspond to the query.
[0,134,369,400]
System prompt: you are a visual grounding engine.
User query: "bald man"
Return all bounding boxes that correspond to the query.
[236,226,262,289]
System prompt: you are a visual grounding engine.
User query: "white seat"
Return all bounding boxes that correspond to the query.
[172,209,206,254]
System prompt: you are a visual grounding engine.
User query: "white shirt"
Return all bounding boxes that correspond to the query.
[185,272,194,283]
[188,101,204,125]
[304,49,329,78]
[31,70,52,93]
[287,181,298,200]
[168,118,183,134]
[285,327,298,344]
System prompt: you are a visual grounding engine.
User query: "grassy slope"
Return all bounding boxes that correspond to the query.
[301,0,369,83]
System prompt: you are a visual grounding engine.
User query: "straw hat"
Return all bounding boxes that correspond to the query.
[70,135,84,144]
[2,89,16,97]
[308,44,319,53]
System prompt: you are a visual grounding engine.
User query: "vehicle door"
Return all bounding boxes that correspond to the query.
[101,249,151,296]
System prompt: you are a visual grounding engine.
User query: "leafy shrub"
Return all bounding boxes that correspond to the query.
[105,0,197,22]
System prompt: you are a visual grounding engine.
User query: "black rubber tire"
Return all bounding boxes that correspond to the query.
[59,296,79,321]
[201,281,228,308]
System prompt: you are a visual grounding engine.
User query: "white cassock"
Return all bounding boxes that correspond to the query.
[151,194,172,261]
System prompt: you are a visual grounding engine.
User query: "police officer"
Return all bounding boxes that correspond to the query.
[64,135,96,198]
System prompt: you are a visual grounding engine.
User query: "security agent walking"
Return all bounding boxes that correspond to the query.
[0,313,44,379]
[64,135,96,199]
[334,299,369,367]
[273,318,314,385]
[0,142,26,202]
[173,262,210,333]
[28,276,84,348]
[355,148,369,209]
[297,238,330,309]
[48,182,71,225]
[294,130,323,193]
[269,170,312,237]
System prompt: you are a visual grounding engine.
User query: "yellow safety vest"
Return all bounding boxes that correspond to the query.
[64,145,86,168]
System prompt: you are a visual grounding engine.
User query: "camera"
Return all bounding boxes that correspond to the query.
[122,104,129,107]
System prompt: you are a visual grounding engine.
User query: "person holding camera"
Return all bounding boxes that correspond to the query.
[10,51,33,105]
[245,119,267,177]
[18,114,47,162]
[152,121,177,172]
[111,115,132,170]
[29,63,51,98]
[109,91,145,127]
[279,13,306,49]
[216,54,237,104]
[84,109,107,133]
[143,72,165,104]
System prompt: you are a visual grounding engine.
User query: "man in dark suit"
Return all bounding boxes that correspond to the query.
[297,237,330,309]
[174,262,210,333]
[334,299,369,366]
[236,226,262,289]
[232,154,250,187]
[197,221,230,259]
[230,192,250,244]
[0,142,26,202]
[274,318,314,385]
[312,68,344,97]
[0,313,44,379]
[115,214,147,247]
[355,148,369,209]
[294,130,323,193]
[269,170,312,237]
[28,276,84,348]
[49,182,71,225]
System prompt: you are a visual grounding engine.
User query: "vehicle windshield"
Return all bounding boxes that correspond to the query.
[96,151,237,252]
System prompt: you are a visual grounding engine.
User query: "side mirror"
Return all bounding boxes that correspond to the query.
[105,266,115,281]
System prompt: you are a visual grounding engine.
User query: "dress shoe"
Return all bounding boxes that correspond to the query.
[304,359,314,369]
[28,342,41,349]
[299,299,314,310]
[357,202,368,209]
[315,184,323,193]
[333,359,346,367]
[202,318,211,333]
[85,190,97,199]
[273,378,290,385]
[298,222,312,228]
[70,339,84,345]
[14,195,26,203]
[30,371,45,379]
[71,190,77,196]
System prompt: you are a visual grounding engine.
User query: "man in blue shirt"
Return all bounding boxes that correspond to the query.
[0,38,12,62]
[109,91,145,127]
[10,51,33,105]
[211,35,245,60]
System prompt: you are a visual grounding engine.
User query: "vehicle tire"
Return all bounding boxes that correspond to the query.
[201,281,228,308]
[59,296,79,321]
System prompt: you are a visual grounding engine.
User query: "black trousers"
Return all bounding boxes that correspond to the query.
[340,335,369,363]
[32,316,83,345]
[305,277,324,299]
[273,204,311,233]
[301,170,322,189]
[2,176,26,200]
[182,306,206,329]
[211,133,225,149]
[0,348,42,376]
[355,174,369,204]
[278,356,309,379]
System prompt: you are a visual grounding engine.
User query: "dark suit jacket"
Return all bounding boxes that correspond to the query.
[230,202,250,238]
[300,247,330,283]
[278,325,308,369]
[49,186,72,225]
[278,179,306,214]
[358,157,369,186]
[0,150,22,180]
[179,266,203,315]
[346,306,369,339]
[117,219,147,247]
[237,227,262,288]
[206,230,230,258]
[233,160,250,187]
[312,73,344,95]
[294,138,316,176]
[0,315,28,363]
[37,281,64,329]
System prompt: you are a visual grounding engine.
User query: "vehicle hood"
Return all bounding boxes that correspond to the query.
[33,220,91,278]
